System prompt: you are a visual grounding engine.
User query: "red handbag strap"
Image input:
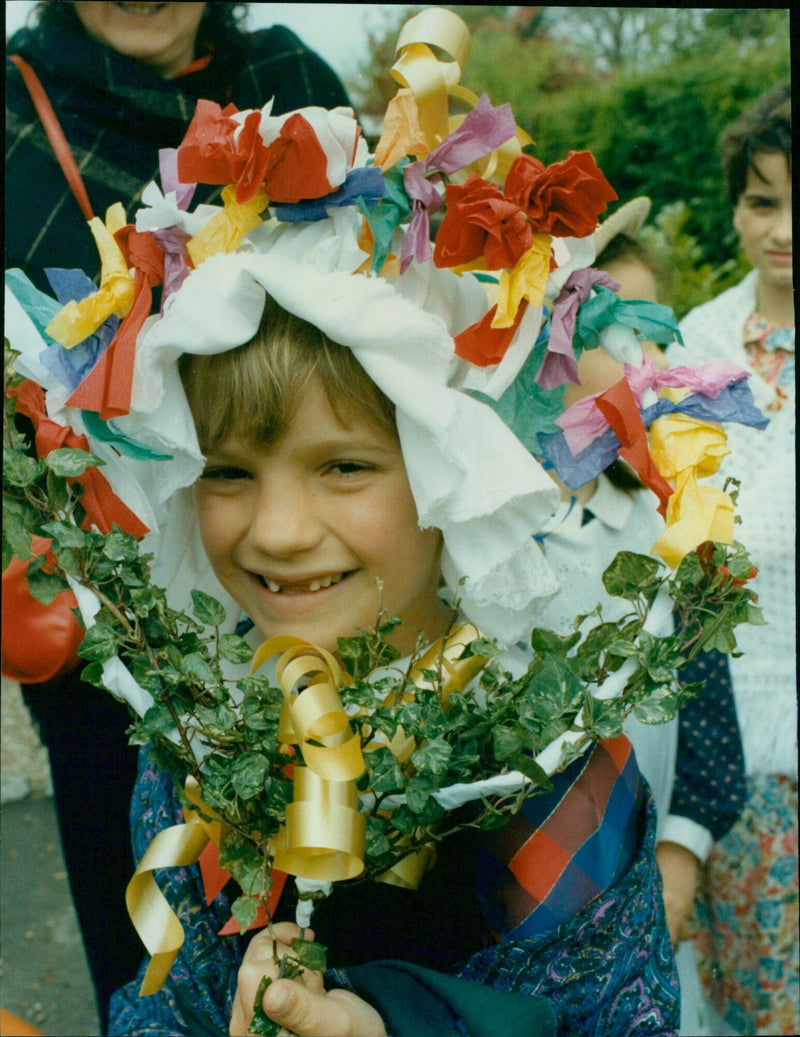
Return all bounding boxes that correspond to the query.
[10,53,95,222]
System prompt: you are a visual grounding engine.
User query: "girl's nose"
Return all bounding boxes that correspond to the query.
[771,202,793,246]
[244,479,325,558]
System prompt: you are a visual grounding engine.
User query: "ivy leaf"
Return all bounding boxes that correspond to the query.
[506,752,554,789]
[230,752,270,800]
[25,561,69,605]
[404,774,445,825]
[248,976,279,1036]
[219,831,265,896]
[128,702,176,746]
[41,520,86,549]
[517,655,584,722]
[191,590,227,628]
[45,447,105,477]
[219,633,254,665]
[492,725,524,761]
[230,894,259,933]
[337,633,372,680]
[45,468,70,512]
[77,622,119,663]
[103,529,139,562]
[584,697,625,740]
[632,684,681,724]
[195,702,238,734]
[365,814,391,858]
[3,447,45,487]
[529,627,581,657]
[291,938,327,973]
[410,738,452,776]
[130,585,161,616]
[365,746,406,795]
[2,507,33,563]
[602,551,663,603]
[701,624,738,654]
[181,652,217,685]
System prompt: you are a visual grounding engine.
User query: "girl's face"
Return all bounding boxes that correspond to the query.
[194,375,451,657]
[733,151,793,291]
[73,2,206,78]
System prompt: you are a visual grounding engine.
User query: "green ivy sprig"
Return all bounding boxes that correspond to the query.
[3,339,764,943]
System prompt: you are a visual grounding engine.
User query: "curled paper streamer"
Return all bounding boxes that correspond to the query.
[252,637,367,882]
[273,766,366,882]
[126,776,220,996]
[390,7,528,177]
[409,621,488,708]
[251,636,365,783]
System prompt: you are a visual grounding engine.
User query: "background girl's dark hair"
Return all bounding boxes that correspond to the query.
[720,80,791,207]
[32,2,250,53]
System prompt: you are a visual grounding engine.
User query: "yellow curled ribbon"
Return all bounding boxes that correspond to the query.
[251,637,367,883]
[386,6,531,180]
[125,777,225,996]
[186,184,270,267]
[45,202,134,348]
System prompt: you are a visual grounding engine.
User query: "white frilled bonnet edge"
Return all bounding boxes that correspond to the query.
[120,211,560,645]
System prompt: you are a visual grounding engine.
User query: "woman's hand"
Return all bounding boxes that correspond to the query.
[655,841,699,946]
[229,923,387,1037]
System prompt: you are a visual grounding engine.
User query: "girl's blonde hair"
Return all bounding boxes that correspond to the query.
[179,294,397,450]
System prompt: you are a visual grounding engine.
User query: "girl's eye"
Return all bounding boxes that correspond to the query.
[200,466,251,481]
[327,460,371,476]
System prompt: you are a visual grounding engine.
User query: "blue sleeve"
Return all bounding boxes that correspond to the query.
[669,650,746,841]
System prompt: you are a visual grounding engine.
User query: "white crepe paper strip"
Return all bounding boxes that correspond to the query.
[67,577,157,721]
[294,879,334,929]
[545,235,597,298]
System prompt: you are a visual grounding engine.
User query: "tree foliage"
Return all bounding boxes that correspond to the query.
[348,5,790,302]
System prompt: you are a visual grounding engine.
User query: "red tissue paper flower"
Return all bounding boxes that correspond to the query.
[433,174,532,271]
[178,101,271,205]
[504,151,617,238]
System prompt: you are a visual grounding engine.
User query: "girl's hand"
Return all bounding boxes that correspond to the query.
[229,923,387,1037]
[655,841,699,946]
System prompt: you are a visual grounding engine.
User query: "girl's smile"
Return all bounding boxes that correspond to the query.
[194,376,452,656]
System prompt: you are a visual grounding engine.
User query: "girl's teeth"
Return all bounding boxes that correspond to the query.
[263,574,344,593]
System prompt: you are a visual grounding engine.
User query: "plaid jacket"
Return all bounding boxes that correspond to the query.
[6,17,352,292]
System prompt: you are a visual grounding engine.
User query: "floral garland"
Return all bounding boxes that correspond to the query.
[3,6,767,1016]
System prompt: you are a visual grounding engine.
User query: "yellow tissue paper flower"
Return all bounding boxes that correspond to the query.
[492,232,551,329]
[45,203,134,348]
[648,412,729,480]
[187,185,270,267]
[652,469,735,568]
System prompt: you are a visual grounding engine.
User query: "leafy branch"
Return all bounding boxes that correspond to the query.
[4,339,763,925]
